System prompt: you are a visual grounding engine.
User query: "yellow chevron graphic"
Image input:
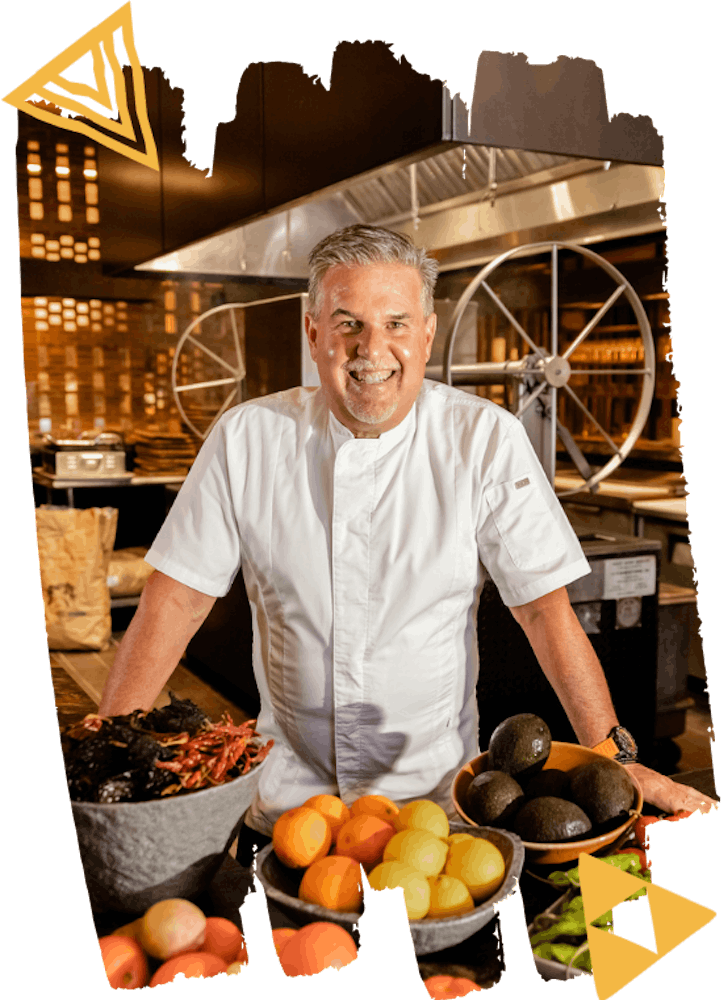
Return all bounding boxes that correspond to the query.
[3,2,158,171]
[579,853,715,999]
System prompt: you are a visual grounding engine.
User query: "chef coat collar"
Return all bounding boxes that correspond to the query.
[327,396,417,458]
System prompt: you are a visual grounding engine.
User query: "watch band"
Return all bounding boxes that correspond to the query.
[592,736,620,759]
[591,726,638,764]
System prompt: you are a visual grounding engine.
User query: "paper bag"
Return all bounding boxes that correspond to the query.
[107,546,154,597]
[35,505,119,650]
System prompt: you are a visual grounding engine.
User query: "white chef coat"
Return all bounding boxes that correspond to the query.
[145,380,590,835]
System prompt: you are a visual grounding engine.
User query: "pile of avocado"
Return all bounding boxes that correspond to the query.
[466,714,635,843]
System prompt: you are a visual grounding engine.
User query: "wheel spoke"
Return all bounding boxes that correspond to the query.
[551,244,558,357]
[176,376,240,393]
[515,379,547,419]
[201,384,241,440]
[186,334,239,376]
[229,308,245,376]
[480,279,547,360]
[570,368,653,376]
[562,382,622,456]
[562,284,627,360]
[556,418,596,482]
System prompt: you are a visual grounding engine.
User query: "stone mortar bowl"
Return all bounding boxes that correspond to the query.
[71,752,269,914]
[453,742,644,866]
[256,822,524,956]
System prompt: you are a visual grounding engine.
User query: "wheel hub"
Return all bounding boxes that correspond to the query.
[542,354,571,388]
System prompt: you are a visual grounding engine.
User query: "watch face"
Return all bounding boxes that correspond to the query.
[612,727,637,759]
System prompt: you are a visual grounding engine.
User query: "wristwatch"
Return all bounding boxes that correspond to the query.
[591,726,638,764]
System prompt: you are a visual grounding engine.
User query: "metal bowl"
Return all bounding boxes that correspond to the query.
[452,742,643,866]
[256,822,524,956]
[71,752,269,914]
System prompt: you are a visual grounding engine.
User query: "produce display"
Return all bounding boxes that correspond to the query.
[465,714,637,843]
[62,693,273,803]
[270,794,508,921]
[277,922,358,977]
[97,898,248,989]
[424,974,482,997]
[528,852,651,974]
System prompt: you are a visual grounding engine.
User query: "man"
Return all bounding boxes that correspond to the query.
[99,225,714,850]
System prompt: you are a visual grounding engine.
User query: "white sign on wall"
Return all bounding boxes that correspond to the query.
[602,554,657,600]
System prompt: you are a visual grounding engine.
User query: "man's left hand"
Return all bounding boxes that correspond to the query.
[625,763,717,815]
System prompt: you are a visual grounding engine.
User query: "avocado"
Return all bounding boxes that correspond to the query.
[566,758,636,826]
[488,714,552,782]
[466,771,525,827]
[513,796,592,842]
[524,768,568,800]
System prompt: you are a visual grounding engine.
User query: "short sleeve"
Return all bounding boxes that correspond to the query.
[476,419,590,607]
[144,417,242,597]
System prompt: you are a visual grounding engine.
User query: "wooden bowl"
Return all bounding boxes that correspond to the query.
[256,822,524,956]
[452,742,643,865]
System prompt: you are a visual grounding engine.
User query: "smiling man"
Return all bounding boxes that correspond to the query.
[305,252,437,434]
[99,224,714,852]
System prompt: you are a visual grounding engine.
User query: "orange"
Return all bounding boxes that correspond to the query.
[299,856,363,912]
[272,927,298,959]
[425,974,482,998]
[199,916,243,964]
[138,898,206,960]
[335,814,396,870]
[272,806,332,869]
[98,935,149,989]
[303,794,351,843]
[349,794,399,824]
[110,918,142,942]
[149,951,227,987]
[280,921,358,977]
[227,960,245,974]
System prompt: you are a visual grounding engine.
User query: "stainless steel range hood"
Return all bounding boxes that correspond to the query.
[135,145,664,280]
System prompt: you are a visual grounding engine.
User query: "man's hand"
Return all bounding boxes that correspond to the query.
[625,763,717,815]
[509,589,718,818]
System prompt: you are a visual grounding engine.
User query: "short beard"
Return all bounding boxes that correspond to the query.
[343,393,399,426]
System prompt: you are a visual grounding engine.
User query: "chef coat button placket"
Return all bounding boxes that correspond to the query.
[332,441,375,796]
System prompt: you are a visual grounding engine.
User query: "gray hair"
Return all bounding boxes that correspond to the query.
[307,224,439,318]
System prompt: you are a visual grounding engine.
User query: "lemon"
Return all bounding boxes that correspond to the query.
[368,860,431,919]
[427,874,475,918]
[394,799,450,840]
[383,829,448,876]
[444,838,506,903]
[446,832,476,847]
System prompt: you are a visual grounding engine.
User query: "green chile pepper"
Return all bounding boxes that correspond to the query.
[533,941,592,972]
[548,851,650,889]
[530,896,612,946]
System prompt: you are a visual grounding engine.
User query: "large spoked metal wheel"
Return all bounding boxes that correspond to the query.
[441,241,656,496]
[172,303,248,440]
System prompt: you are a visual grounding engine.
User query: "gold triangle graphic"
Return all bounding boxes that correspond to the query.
[580,853,717,998]
[587,924,658,1000]
[51,41,113,114]
[3,2,158,171]
[579,853,649,926]
[647,882,715,957]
